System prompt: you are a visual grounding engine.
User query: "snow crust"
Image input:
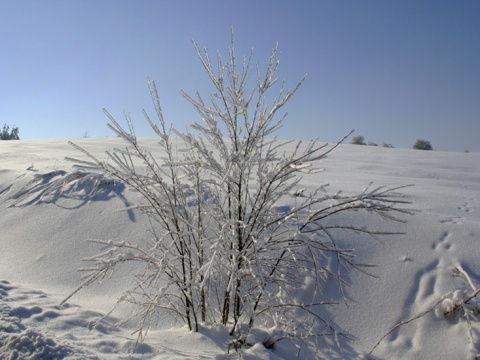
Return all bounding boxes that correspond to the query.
[1,137,479,359]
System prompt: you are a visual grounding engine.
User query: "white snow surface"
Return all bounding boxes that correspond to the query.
[1,137,479,359]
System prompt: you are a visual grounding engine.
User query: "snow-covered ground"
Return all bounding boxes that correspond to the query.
[1,137,479,359]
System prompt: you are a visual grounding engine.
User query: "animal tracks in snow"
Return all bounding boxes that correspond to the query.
[439,217,461,225]
[432,231,453,251]
[414,230,457,306]
[384,229,466,355]
[457,201,474,214]
[438,197,475,225]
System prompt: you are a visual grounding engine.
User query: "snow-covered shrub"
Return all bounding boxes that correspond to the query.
[64,35,412,354]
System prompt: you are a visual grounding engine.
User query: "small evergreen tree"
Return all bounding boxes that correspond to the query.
[1,124,20,140]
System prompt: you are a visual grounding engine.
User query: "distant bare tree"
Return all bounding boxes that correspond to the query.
[413,139,433,151]
[351,135,366,145]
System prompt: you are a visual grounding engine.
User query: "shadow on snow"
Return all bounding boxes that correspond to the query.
[5,170,135,221]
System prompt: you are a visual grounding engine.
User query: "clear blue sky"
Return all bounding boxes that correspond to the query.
[1,1,479,152]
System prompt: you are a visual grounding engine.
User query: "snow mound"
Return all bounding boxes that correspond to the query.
[0,280,155,359]
[0,280,73,360]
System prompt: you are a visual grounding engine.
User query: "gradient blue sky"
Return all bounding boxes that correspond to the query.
[1,1,479,151]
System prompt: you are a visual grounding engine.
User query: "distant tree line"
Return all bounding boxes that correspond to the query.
[350,135,394,148]
[351,135,434,150]
[1,124,20,140]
